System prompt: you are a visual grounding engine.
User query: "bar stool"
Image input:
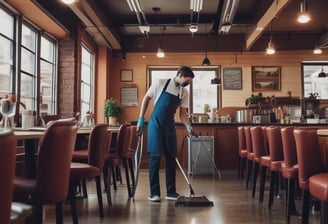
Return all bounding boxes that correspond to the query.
[237,126,248,179]
[250,126,268,198]
[281,126,299,224]
[259,126,284,209]
[294,128,324,224]
[309,173,328,224]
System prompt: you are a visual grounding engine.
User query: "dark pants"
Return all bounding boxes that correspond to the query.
[149,152,176,197]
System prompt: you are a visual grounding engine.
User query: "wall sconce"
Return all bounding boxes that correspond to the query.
[297,0,311,24]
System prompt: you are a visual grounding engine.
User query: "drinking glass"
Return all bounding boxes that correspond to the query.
[0,99,16,129]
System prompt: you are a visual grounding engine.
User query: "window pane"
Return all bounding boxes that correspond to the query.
[0,37,13,95]
[192,70,218,114]
[81,64,91,83]
[21,48,35,74]
[0,8,14,39]
[40,60,54,113]
[21,24,36,50]
[20,73,34,110]
[41,36,54,62]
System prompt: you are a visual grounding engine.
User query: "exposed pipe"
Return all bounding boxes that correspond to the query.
[218,0,240,34]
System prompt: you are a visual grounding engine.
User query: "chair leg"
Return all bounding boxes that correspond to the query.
[246,159,253,190]
[32,204,43,224]
[252,162,259,198]
[237,156,241,179]
[111,166,117,190]
[123,158,132,197]
[55,202,63,224]
[104,167,112,206]
[268,171,276,209]
[301,189,310,224]
[321,201,328,224]
[240,157,246,179]
[69,180,79,224]
[95,176,104,218]
[82,180,88,198]
[259,165,267,202]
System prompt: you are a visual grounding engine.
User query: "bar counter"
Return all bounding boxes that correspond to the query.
[138,122,328,171]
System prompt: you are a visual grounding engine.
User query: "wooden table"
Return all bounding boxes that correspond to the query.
[14,126,120,178]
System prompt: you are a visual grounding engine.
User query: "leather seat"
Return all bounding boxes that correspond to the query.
[309,173,328,224]
[237,126,248,179]
[69,124,110,224]
[281,126,299,224]
[0,129,17,224]
[13,118,78,223]
[294,128,323,224]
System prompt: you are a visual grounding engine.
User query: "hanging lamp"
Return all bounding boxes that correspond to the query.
[202,26,211,65]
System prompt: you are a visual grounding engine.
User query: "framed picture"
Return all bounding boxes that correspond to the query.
[120,69,133,82]
[252,66,281,91]
[223,67,242,90]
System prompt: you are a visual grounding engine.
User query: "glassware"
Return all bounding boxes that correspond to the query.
[0,99,16,129]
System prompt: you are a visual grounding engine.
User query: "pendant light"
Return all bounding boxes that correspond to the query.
[202,25,211,65]
[297,0,311,24]
[266,21,275,55]
[318,66,326,78]
[156,25,165,58]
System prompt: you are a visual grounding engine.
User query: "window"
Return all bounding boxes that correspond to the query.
[302,62,328,99]
[0,7,15,96]
[80,44,94,117]
[147,65,220,115]
[0,5,58,123]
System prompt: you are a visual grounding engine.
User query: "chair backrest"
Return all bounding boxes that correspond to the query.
[294,128,325,189]
[250,126,267,161]
[244,126,253,154]
[88,124,111,169]
[0,130,17,224]
[128,126,139,152]
[237,126,246,153]
[115,124,131,158]
[281,126,297,168]
[266,126,284,162]
[35,118,77,204]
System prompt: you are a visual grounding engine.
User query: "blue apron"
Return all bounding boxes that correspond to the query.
[147,79,181,157]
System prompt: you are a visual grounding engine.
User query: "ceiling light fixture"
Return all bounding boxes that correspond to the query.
[211,74,221,85]
[313,45,322,54]
[127,0,143,12]
[62,0,75,4]
[297,0,311,24]
[266,21,275,55]
[202,25,211,65]
[156,25,165,58]
[318,66,326,78]
[189,24,198,33]
[190,0,203,12]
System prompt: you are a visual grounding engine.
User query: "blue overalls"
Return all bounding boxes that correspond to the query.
[147,79,181,197]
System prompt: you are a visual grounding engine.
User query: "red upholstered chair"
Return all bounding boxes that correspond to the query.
[0,129,16,224]
[281,126,299,224]
[309,173,328,224]
[103,124,133,200]
[259,126,284,209]
[69,124,110,224]
[13,118,78,223]
[294,128,324,224]
[237,126,248,179]
[250,126,268,198]
[244,126,254,189]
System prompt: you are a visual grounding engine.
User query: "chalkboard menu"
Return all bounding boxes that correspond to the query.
[223,67,242,90]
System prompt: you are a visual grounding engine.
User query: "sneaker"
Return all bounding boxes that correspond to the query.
[148,195,161,202]
[166,193,180,201]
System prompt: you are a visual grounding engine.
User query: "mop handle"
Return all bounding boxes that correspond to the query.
[175,157,195,196]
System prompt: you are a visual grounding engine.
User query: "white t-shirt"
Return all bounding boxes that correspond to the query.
[145,78,189,108]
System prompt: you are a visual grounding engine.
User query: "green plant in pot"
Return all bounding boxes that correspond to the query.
[104,97,124,124]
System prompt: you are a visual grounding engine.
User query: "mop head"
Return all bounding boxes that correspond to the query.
[175,195,214,207]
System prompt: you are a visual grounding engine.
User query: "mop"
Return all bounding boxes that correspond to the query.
[175,157,214,207]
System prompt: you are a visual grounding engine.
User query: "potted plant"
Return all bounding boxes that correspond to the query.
[104,97,124,124]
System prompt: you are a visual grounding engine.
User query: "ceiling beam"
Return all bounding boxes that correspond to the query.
[245,0,292,50]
